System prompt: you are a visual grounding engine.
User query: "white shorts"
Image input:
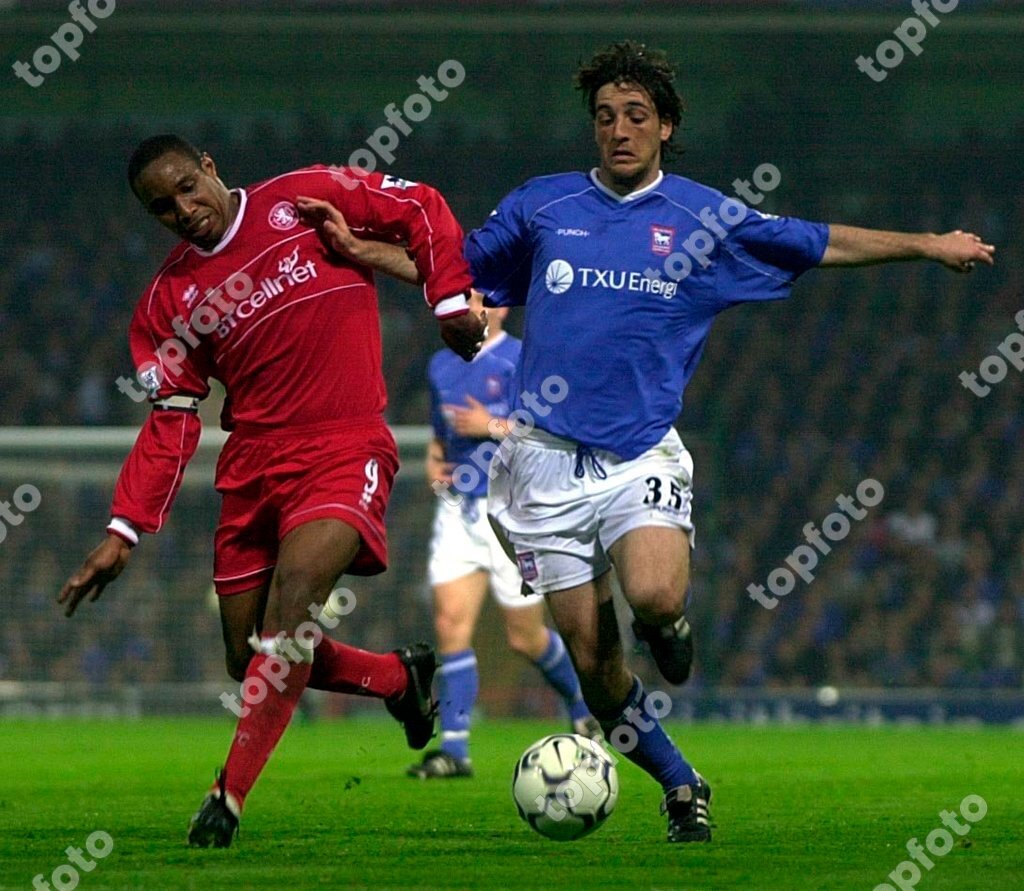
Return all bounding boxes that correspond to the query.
[487,427,696,595]
[427,495,542,609]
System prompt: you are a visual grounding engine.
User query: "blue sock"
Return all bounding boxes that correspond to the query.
[438,649,477,761]
[595,676,697,791]
[534,630,589,722]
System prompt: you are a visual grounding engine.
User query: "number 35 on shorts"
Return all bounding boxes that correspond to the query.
[641,474,686,513]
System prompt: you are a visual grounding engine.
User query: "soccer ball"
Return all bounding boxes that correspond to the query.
[511,733,618,841]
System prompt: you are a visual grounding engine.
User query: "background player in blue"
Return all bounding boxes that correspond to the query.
[409,294,601,779]
[464,41,995,843]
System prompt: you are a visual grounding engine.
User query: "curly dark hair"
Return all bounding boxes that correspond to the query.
[574,41,685,156]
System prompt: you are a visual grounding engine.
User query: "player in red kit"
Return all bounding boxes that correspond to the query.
[57,135,486,847]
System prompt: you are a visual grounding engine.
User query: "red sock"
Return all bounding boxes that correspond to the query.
[222,654,311,809]
[307,637,407,699]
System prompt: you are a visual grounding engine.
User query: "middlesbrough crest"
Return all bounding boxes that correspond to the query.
[268,201,299,231]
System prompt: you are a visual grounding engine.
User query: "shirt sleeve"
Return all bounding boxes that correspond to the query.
[127,272,213,401]
[311,167,473,310]
[714,205,829,308]
[109,282,209,535]
[480,257,533,309]
[109,409,202,535]
[464,183,534,307]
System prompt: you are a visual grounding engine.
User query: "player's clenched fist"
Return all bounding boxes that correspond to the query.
[58,535,132,617]
[439,309,487,362]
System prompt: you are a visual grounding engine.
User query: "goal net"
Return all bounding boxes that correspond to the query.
[0,426,557,719]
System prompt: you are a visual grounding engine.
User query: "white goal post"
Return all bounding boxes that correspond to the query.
[0,426,433,485]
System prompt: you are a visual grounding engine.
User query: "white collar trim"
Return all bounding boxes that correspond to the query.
[589,168,664,203]
[195,188,247,256]
[474,330,507,360]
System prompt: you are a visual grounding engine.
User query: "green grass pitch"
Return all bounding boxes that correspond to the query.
[1,718,1020,890]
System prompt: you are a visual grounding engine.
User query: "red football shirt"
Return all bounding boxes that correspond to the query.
[109,166,472,536]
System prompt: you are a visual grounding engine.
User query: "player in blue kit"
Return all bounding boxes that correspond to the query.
[294,41,993,841]
[462,41,994,843]
[409,294,600,778]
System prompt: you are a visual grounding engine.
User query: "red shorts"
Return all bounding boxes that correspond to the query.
[212,419,398,596]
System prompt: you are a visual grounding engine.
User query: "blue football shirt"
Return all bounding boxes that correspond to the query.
[465,170,830,460]
[428,332,521,498]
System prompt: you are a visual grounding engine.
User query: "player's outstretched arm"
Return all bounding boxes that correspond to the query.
[58,534,132,617]
[820,225,995,272]
[295,196,421,284]
[59,403,200,617]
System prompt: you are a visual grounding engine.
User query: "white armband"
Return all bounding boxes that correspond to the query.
[107,517,139,547]
[433,293,470,318]
[153,395,200,413]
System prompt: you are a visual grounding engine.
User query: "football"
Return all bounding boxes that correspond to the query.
[511,733,619,841]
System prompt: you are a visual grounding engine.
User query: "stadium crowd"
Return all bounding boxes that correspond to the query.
[2,119,1022,694]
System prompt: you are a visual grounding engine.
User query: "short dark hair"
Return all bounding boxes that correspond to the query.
[127,134,202,191]
[574,41,685,156]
